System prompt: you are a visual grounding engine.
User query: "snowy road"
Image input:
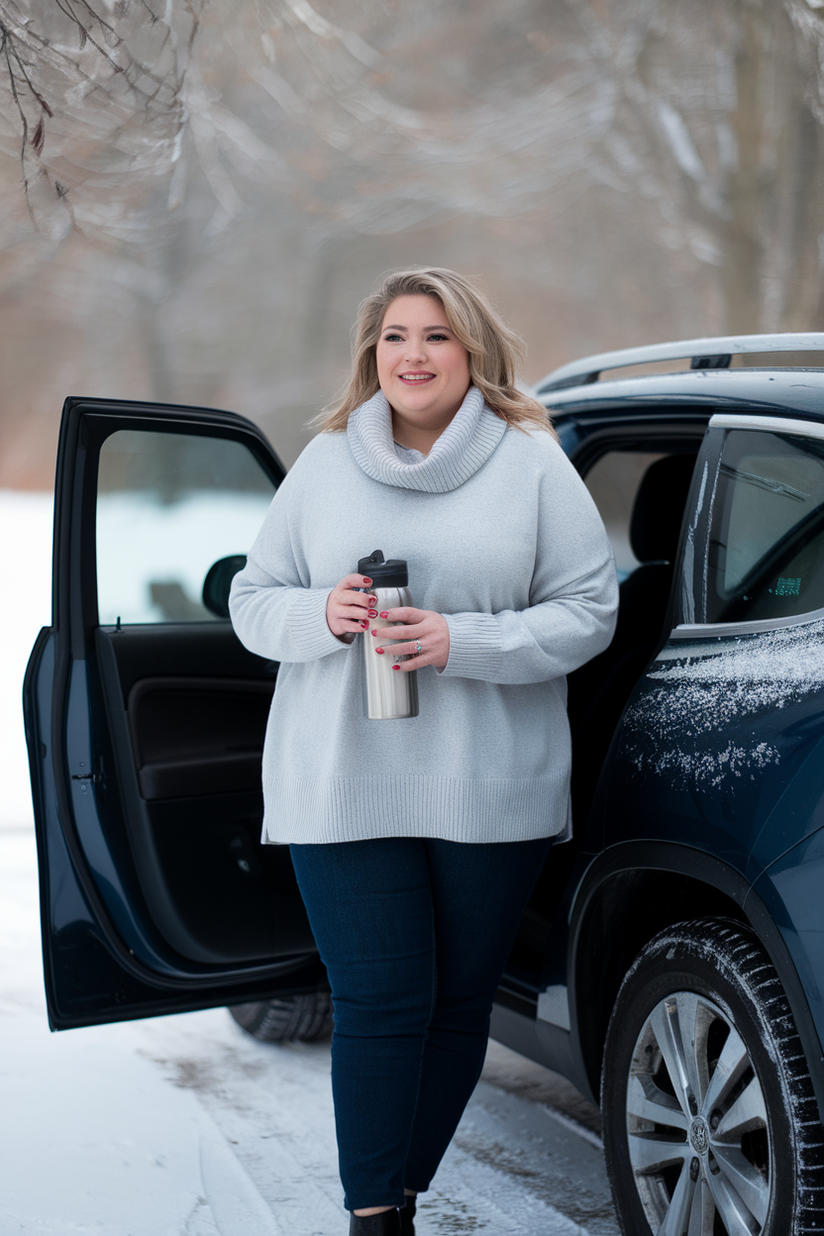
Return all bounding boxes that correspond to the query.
[0,828,619,1235]
[0,490,619,1235]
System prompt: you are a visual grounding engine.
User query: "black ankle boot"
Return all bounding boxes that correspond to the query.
[400,1195,416,1235]
[349,1208,401,1235]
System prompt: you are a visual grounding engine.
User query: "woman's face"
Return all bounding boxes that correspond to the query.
[376,295,471,442]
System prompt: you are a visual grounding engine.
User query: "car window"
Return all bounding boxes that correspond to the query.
[705,428,824,624]
[96,429,276,624]
[584,451,666,580]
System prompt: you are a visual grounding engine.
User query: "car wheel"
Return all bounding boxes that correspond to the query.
[228,992,333,1042]
[601,918,824,1235]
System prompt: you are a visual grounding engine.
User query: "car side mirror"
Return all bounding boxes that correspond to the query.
[202,555,247,619]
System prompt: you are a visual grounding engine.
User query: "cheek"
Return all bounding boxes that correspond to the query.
[375,346,391,386]
[448,346,471,384]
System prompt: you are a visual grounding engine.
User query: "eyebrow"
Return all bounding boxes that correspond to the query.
[381,324,452,332]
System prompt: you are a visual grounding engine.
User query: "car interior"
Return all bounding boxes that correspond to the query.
[506,437,702,989]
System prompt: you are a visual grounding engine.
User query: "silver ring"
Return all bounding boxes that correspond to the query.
[415,641,422,655]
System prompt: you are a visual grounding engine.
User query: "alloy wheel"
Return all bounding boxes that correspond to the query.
[627,990,769,1234]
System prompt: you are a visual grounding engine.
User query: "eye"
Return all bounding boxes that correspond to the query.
[382,332,403,342]
[427,332,449,341]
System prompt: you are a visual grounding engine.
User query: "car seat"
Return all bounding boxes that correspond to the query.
[567,453,697,813]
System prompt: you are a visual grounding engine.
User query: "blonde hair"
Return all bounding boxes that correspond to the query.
[316,267,556,437]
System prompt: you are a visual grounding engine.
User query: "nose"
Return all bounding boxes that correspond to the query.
[404,334,427,363]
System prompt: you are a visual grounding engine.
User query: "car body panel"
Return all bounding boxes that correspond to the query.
[546,366,824,423]
[602,626,824,878]
[525,366,824,1126]
[753,828,824,1063]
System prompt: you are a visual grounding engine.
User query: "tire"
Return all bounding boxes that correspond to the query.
[228,992,334,1043]
[601,918,824,1236]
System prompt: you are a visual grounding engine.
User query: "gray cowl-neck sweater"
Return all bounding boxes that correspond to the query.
[230,386,618,845]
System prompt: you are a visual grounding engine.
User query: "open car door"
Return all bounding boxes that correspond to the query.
[23,398,324,1029]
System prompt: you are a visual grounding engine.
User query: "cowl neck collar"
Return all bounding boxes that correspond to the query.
[346,385,506,493]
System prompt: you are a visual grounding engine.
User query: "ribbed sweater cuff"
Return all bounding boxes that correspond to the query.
[287,588,350,659]
[441,613,503,679]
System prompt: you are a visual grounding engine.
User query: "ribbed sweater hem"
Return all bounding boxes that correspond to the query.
[260,773,570,845]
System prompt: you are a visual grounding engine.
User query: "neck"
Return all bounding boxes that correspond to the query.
[391,408,458,456]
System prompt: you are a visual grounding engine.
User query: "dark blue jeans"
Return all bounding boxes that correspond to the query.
[289,835,552,1212]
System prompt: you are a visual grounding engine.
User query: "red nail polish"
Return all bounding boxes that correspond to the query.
[368,610,378,618]
[392,664,400,671]
[359,619,369,628]
[362,577,372,585]
[376,647,385,655]
[380,611,388,619]
[371,629,378,636]
[368,597,377,605]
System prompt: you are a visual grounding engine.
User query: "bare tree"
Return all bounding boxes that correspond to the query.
[3,0,824,489]
[0,0,202,241]
[5,0,824,339]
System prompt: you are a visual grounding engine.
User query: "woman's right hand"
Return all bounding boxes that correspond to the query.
[326,573,377,639]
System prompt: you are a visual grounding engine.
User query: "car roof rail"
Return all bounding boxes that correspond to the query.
[535,331,824,394]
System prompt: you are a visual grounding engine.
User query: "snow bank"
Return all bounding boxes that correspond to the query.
[0,491,53,828]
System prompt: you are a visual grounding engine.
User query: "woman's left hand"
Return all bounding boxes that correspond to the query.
[370,607,450,671]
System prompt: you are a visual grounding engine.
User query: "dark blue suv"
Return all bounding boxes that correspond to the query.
[25,333,824,1236]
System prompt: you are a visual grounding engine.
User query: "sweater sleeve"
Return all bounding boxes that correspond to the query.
[441,555,617,684]
[440,449,619,685]
[229,483,348,664]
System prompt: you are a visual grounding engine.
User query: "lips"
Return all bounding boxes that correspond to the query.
[399,373,435,382]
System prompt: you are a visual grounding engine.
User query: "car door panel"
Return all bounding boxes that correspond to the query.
[95,629,313,967]
[602,418,824,877]
[126,676,274,800]
[25,398,325,1029]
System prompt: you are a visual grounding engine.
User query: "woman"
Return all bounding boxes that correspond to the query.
[229,268,618,1234]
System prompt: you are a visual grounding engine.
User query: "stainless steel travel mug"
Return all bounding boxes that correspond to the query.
[358,550,419,720]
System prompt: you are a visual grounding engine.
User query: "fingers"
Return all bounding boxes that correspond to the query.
[370,610,435,642]
[333,576,374,610]
[326,575,376,638]
[384,639,423,658]
[370,623,423,640]
[369,610,425,639]
[370,610,450,670]
[329,590,450,667]
[384,640,444,672]
[336,591,372,619]
[346,572,376,591]
[378,606,420,624]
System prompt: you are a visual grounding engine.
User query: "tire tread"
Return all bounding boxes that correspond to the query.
[228,992,334,1042]
[602,917,824,1234]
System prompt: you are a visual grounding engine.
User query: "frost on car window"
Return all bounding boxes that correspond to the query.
[621,620,824,788]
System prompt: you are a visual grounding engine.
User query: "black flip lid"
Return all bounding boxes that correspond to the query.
[357,549,408,588]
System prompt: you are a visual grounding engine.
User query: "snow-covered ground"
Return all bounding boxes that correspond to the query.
[0,490,53,829]
[0,489,618,1235]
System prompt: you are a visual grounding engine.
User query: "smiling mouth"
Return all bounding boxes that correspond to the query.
[399,373,435,382]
